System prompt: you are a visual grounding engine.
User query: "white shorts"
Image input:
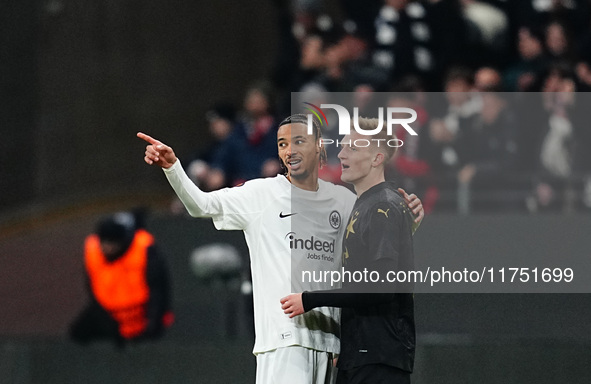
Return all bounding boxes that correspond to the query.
[255,346,336,384]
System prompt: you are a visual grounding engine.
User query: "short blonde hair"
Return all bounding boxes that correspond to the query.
[353,117,399,161]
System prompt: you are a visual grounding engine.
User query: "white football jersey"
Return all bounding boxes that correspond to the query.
[164,161,355,354]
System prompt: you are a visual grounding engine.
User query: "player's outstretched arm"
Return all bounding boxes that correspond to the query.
[137,132,221,218]
[137,132,178,169]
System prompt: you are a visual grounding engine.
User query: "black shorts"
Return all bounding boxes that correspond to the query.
[336,364,411,384]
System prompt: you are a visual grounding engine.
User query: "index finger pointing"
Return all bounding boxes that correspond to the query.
[137,132,159,145]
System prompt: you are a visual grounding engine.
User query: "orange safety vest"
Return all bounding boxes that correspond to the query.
[84,229,154,339]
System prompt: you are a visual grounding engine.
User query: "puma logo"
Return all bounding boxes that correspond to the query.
[377,208,390,218]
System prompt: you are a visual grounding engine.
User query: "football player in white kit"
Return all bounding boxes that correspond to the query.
[137,115,423,384]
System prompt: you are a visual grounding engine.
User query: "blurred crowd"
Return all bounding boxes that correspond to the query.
[183,0,591,214]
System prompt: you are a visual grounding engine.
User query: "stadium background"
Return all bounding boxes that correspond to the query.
[1,0,591,383]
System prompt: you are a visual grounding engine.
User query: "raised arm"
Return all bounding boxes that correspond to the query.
[137,132,220,218]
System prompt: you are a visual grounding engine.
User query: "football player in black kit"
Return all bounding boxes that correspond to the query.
[281,117,416,384]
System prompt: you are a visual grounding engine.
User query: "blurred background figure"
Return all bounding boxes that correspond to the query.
[179,83,281,200]
[460,0,509,68]
[189,243,251,339]
[524,64,580,212]
[372,0,438,89]
[220,82,281,186]
[577,18,591,91]
[474,66,502,92]
[545,20,575,63]
[503,25,548,91]
[387,76,440,214]
[427,66,480,209]
[185,102,237,192]
[69,210,173,346]
[454,87,519,213]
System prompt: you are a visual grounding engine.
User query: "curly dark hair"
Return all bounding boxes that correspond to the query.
[277,114,327,174]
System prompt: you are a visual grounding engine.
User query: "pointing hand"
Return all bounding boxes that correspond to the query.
[137,132,178,169]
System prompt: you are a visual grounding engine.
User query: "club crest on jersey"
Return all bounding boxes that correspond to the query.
[329,210,341,229]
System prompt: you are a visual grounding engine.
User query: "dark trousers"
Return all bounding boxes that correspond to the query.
[337,364,411,384]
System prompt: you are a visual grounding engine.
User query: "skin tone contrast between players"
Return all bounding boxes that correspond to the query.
[137,116,423,384]
[280,121,417,383]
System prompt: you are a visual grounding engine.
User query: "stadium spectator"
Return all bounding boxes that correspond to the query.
[572,91,591,210]
[545,20,576,63]
[575,58,591,91]
[299,24,386,93]
[460,0,509,68]
[70,211,173,346]
[454,90,519,211]
[271,0,333,102]
[372,0,438,89]
[339,0,381,40]
[420,0,470,79]
[293,34,328,91]
[524,64,580,212]
[474,66,503,92]
[569,23,591,208]
[219,83,281,186]
[428,67,479,175]
[185,103,237,192]
[264,0,591,213]
[300,30,352,92]
[504,25,548,91]
[505,0,591,38]
[388,78,440,213]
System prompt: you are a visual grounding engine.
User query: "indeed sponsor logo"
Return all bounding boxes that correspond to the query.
[285,232,335,253]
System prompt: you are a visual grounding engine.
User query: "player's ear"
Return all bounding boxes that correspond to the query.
[372,152,385,167]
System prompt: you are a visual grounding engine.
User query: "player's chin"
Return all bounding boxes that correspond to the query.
[340,172,352,183]
[290,168,309,180]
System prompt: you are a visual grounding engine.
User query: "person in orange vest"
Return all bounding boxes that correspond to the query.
[70,211,173,345]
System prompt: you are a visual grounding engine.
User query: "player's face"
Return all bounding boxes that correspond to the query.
[338,133,375,185]
[277,123,320,181]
